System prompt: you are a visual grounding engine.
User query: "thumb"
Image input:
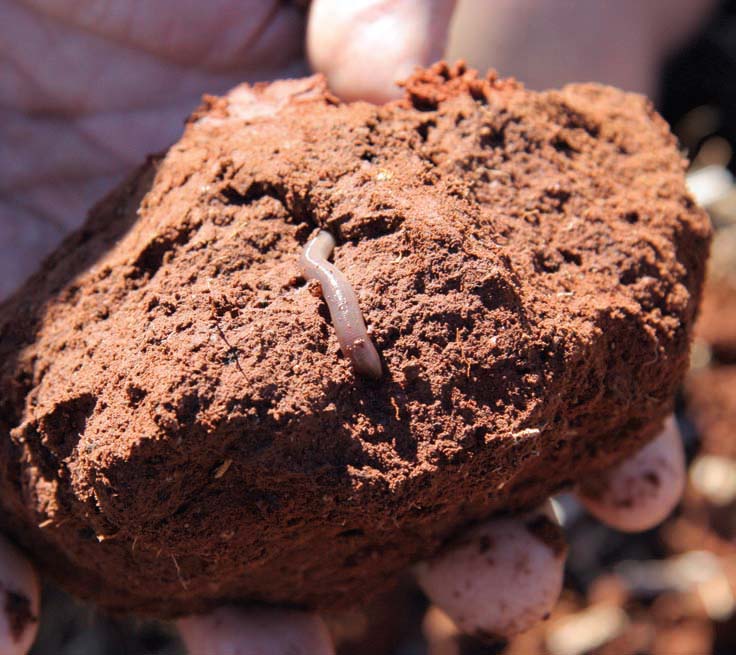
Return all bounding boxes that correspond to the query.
[307,0,457,103]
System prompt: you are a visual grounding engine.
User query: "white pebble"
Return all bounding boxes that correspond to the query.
[414,511,567,637]
[690,454,736,506]
[545,604,628,655]
[0,536,40,655]
[576,417,685,532]
[178,607,334,655]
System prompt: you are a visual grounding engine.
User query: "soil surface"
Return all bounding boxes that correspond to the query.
[0,63,710,616]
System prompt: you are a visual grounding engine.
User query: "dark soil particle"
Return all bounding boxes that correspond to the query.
[0,62,709,617]
[4,588,35,642]
[524,516,567,558]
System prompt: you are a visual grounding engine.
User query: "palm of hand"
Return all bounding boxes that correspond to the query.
[1,0,307,299]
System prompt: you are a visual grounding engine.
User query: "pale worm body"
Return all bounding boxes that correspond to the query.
[300,231,382,379]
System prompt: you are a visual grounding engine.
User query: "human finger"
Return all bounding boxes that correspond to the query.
[576,416,686,532]
[414,505,566,638]
[0,536,41,655]
[307,0,457,103]
[177,606,334,655]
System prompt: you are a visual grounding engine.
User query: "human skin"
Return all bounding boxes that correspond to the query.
[0,0,706,652]
[446,0,717,95]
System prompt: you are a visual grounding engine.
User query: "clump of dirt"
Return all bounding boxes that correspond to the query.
[0,62,709,616]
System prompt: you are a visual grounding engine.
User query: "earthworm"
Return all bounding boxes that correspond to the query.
[300,231,382,379]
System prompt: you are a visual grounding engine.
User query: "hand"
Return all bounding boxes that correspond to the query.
[175,419,685,653]
[0,0,454,301]
[0,1,699,652]
[1,0,716,301]
[0,417,684,654]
